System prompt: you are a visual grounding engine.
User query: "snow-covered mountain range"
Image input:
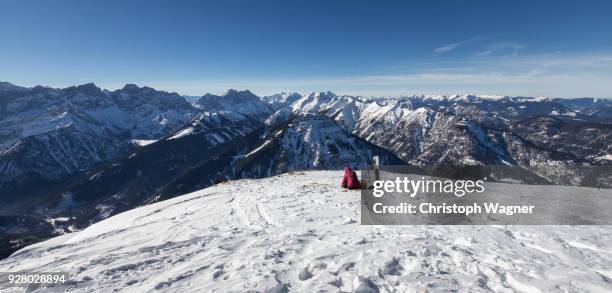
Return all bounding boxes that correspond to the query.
[0,83,197,190]
[0,81,610,259]
[1,171,610,292]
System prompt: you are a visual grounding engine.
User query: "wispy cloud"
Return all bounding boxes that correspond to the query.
[473,50,493,57]
[433,37,481,53]
[474,42,525,57]
[94,52,612,98]
[349,52,612,97]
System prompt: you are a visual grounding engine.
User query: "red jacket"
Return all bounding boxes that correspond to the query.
[341,166,360,189]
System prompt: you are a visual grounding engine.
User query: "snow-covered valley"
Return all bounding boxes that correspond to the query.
[2,171,611,292]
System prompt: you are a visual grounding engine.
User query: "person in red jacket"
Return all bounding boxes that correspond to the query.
[341,166,360,189]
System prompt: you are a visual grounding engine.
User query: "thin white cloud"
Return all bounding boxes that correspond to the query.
[350,52,612,97]
[433,37,481,53]
[86,52,612,98]
[474,42,525,57]
[491,42,525,51]
[473,50,493,57]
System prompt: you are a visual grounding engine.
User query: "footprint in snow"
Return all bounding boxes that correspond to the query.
[213,264,225,280]
[354,277,380,293]
[265,283,289,293]
[379,257,403,276]
[328,278,343,288]
[298,267,313,281]
[335,261,355,274]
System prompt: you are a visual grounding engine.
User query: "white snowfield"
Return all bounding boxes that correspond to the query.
[2,171,611,292]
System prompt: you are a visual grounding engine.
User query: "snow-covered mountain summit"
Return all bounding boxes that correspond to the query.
[194,89,274,121]
[261,92,301,110]
[1,171,610,292]
[239,114,404,177]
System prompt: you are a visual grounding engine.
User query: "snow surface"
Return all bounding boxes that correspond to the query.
[1,171,611,292]
[596,154,612,161]
[167,127,195,140]
[131,139,158,147]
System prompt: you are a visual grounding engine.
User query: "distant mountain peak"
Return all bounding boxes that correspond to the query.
[307,91,337,99]
[195,89,272,121]
[0,81,16,88]
[65,82,103,96]
[122,84,140,90]
[119,84,156,94]
[261,92,302,109]
[201,92,218,97]
[276,91,300,96]
[0,81,27,92]
[222,89,258,98]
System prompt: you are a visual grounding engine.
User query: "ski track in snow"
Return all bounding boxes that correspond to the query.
[1,171,611,292]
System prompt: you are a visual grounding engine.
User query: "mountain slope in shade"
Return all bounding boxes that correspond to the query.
[1,171,610,292]
[0,111,264,257]
[61,111,263,213]
[554,97,612,122]
[0,83,198,198]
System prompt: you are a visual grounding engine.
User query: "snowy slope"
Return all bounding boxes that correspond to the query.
[2,171,611,292]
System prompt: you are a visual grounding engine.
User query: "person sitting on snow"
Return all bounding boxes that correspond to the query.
[341,166,360,189]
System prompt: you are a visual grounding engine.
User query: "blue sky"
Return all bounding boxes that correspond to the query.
[1,0,612,97]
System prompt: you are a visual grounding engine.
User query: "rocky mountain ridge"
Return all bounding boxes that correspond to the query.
[0,81,610,258]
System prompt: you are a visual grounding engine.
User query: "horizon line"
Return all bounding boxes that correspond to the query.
[2,80,611,100]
